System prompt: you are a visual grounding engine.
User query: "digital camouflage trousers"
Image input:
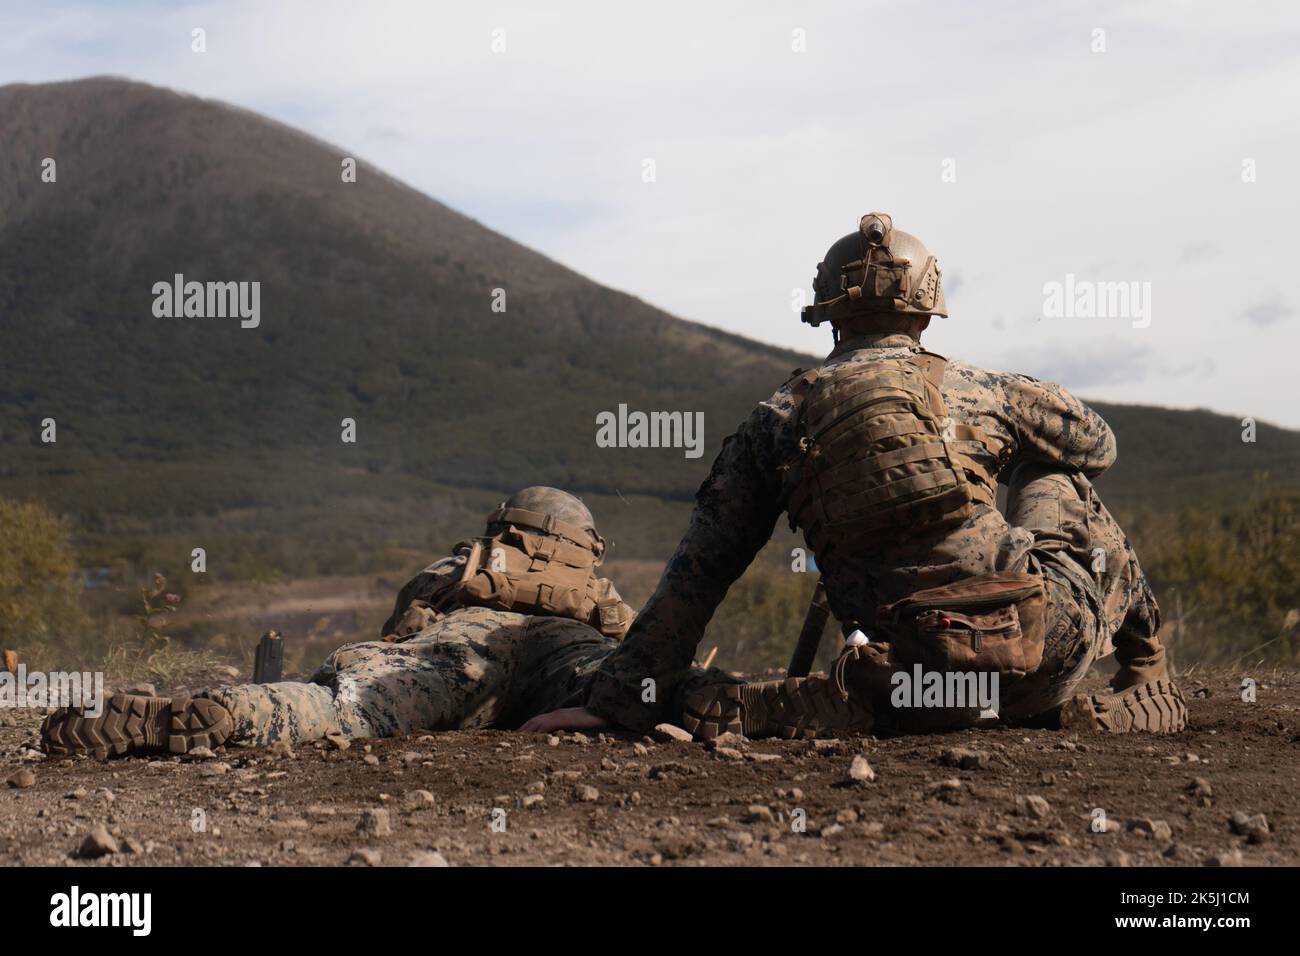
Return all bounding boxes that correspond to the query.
[863,462,1164,732]
[199,606,738,746]
[993,462,1163,720]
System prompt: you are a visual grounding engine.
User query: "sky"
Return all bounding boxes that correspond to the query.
[3,0,1298,427]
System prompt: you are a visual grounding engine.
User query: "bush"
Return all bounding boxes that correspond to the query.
[1137,478,1300,665]
[0,498,91,664]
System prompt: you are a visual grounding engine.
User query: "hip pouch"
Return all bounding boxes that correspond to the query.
[877,570,1047,679]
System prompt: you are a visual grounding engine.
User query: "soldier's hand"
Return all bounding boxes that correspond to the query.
[520,707,609,735]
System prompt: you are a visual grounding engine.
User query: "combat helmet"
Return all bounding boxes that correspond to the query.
[485,486,606,563]
[800,212,947,329]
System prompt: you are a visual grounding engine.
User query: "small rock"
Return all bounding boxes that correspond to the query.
[267,740,295,759]
[357,808,392,838]
[847,755,876,783]
[405,789,435,809]
[1015,794,1051,820]
[571,733,591,745]
[1187,777,1213,801]
[325,733,351,751]
[5,769,35,789]
[1229,811,1269,843]
[1104,849,1131,867]
[186,746,216,760]
[708,732,748,748]
[521,794,544,809]
[652,723,694,744]
[408,850,450,867]
[928,778,963,802]
[632,742,649,756]
[199,762,231,777]
[1203,848,1245,867]
[940,746,991,770]
[836,808,859,825]
[349,848,382,866]
[122,837,145,855]
[78,825,118,858]
[65,787,88,800]
[575,785,600,802]
[648,761,692,779]
[713,746,744,761]
[743,805,775,824]
[363,754,380,766]
[1127,817,1174,842]
[547,735,560,747]
[821,824,846,839]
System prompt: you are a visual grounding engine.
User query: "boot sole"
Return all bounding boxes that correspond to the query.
[41,693,232,758]
[1059,678,1188,735]
[682,678,872,741]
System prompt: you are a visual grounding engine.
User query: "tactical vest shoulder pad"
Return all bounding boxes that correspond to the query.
[447,531,628,636]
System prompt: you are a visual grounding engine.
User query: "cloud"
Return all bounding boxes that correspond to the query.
[1178,241,1219,263]
[944,271,965,299]
[1242,297,1294,326]
[996,343,1156,390]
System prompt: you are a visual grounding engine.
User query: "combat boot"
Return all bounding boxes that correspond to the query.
[1111,639,1171,691]
[1058,678,1188,734]
[41,692,233,759]
[682,674,873,741]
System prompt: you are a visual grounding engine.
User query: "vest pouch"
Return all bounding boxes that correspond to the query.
[878,570,1047,678]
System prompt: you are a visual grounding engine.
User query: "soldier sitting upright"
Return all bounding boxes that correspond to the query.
[528,212,1186,740]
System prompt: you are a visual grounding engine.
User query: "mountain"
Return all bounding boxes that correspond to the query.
[1,77,1297,581]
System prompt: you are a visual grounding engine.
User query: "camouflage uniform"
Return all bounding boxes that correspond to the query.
[42,486,740,757]
[200,551,737,746]
[585,331,1165,733]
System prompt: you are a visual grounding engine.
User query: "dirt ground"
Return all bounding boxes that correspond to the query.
[2,669,1296,867]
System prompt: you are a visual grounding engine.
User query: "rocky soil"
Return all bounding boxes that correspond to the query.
[2,670,1296,867]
